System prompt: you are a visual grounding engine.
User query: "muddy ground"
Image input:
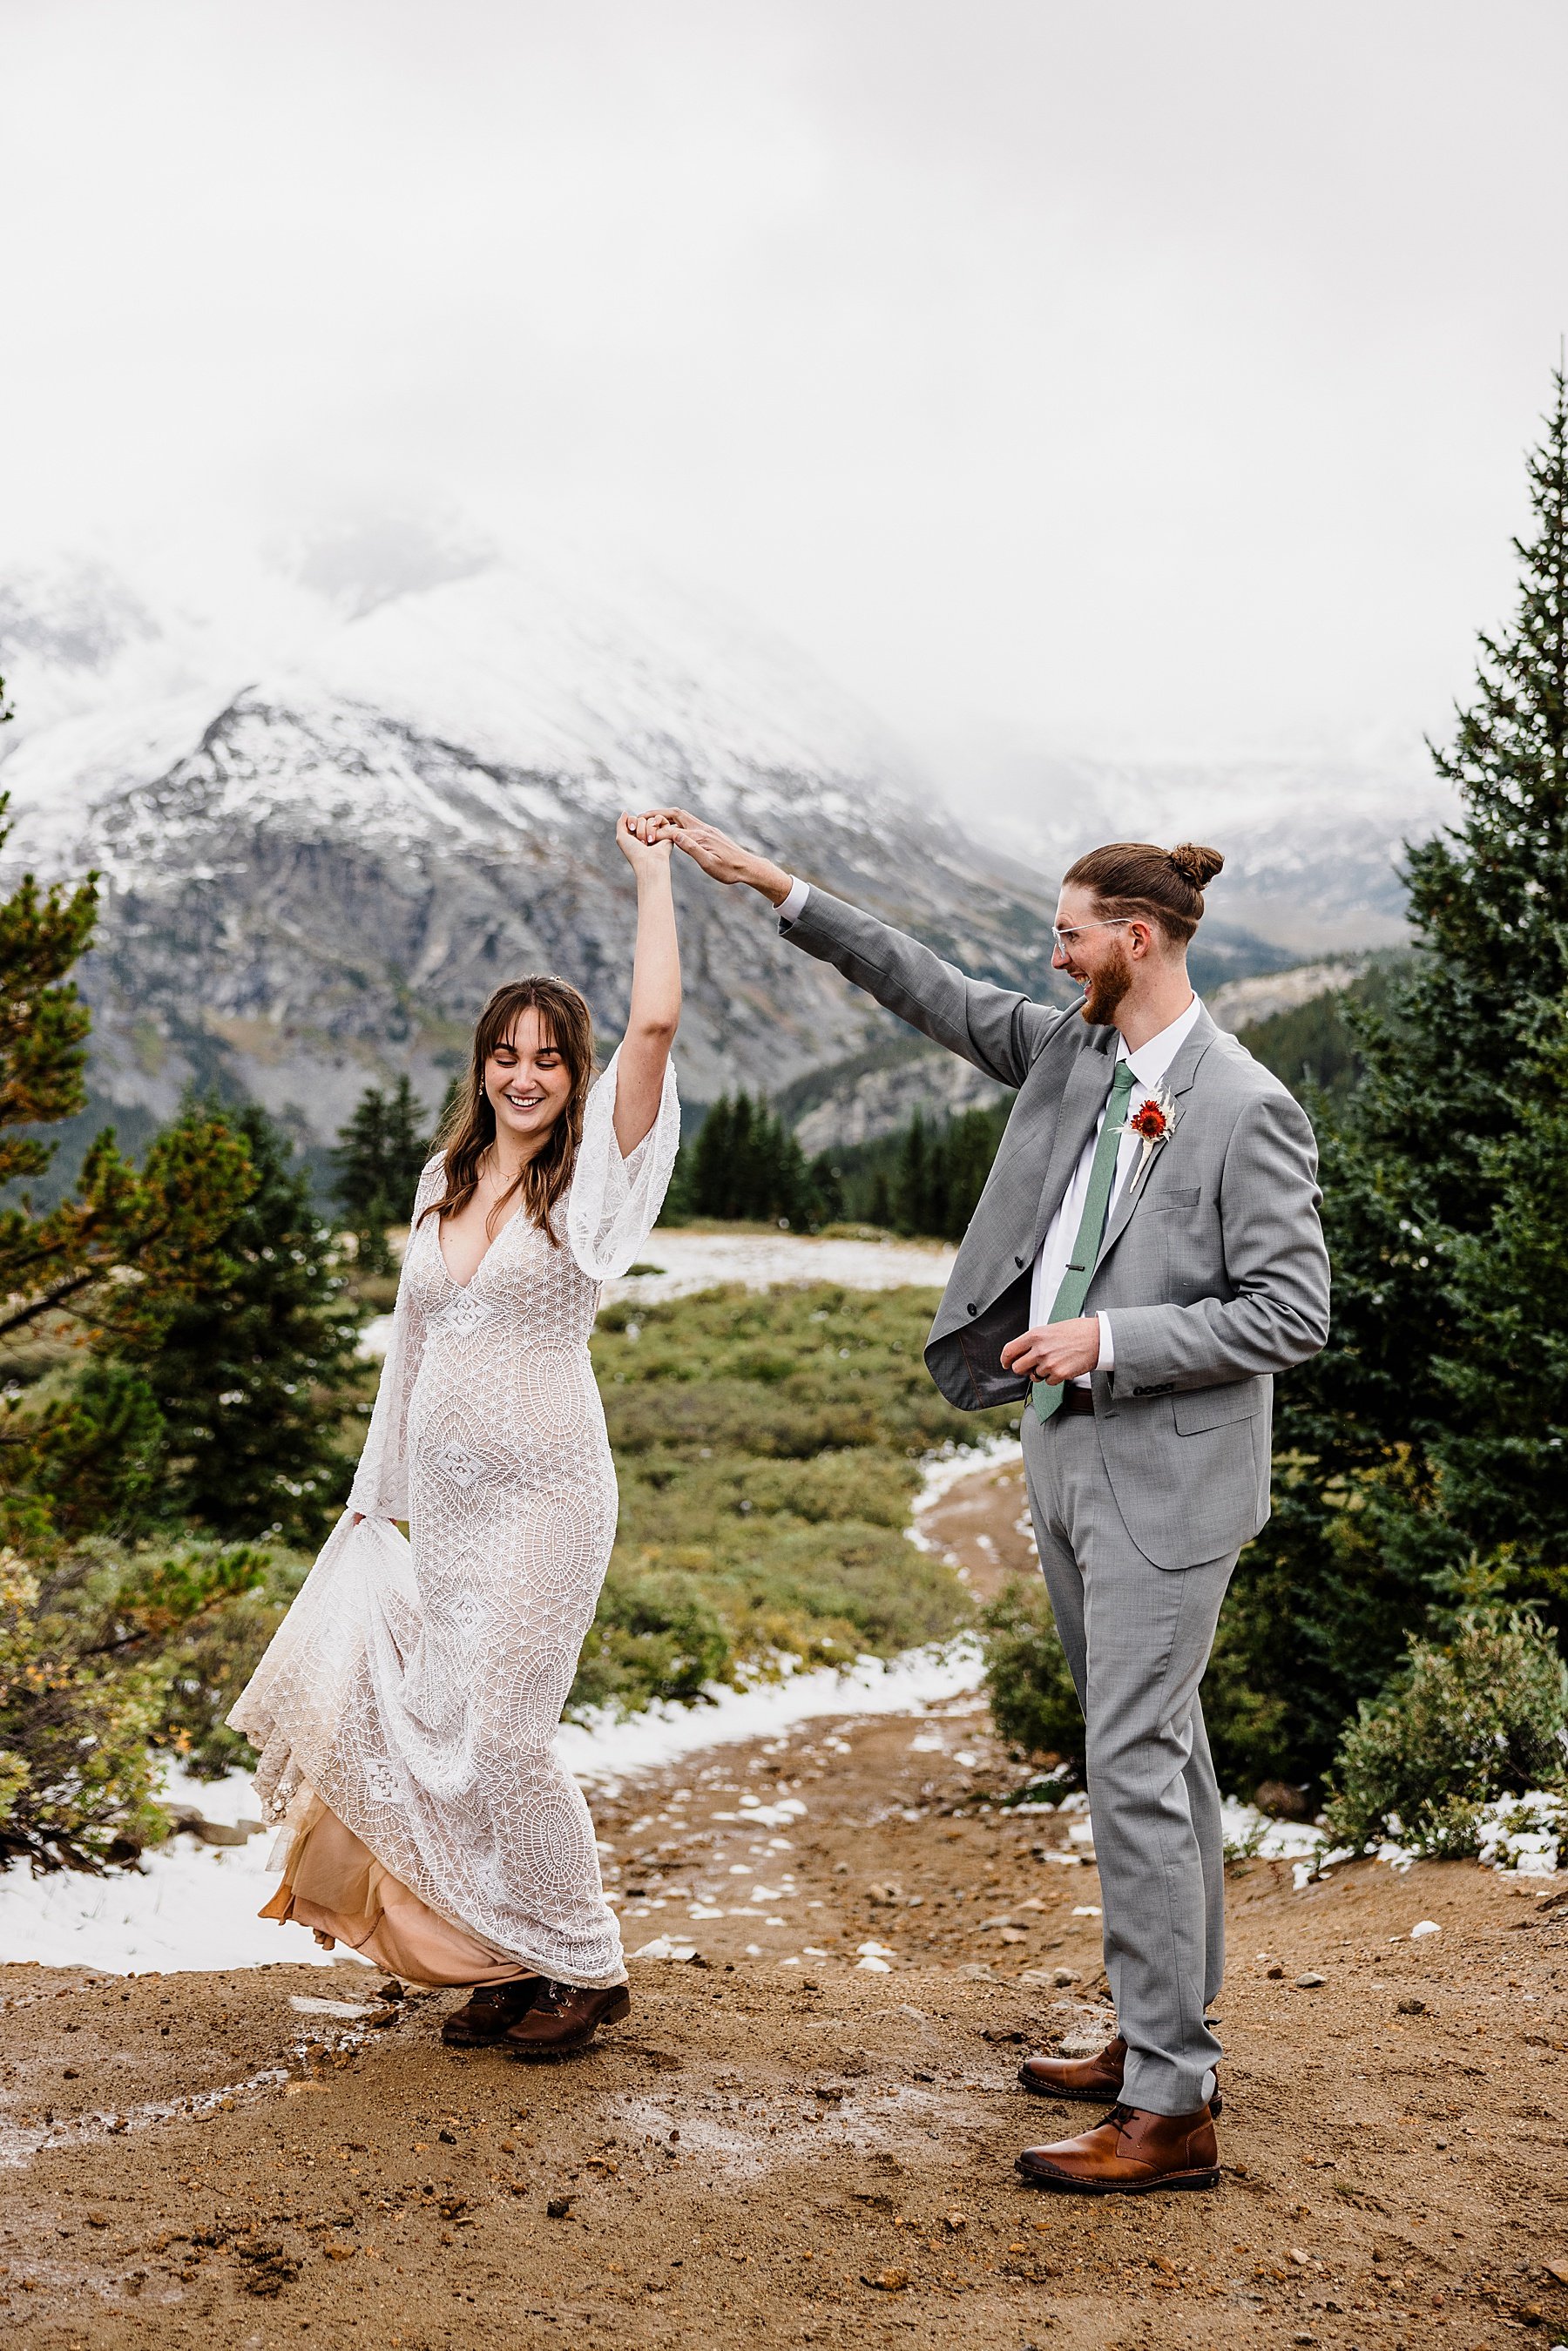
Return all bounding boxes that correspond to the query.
[3,1460,1566,2350]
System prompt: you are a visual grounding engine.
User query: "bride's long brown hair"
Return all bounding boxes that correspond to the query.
[418,976,596,1247]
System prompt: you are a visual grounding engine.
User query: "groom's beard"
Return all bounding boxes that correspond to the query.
[1080,944,1133,1028]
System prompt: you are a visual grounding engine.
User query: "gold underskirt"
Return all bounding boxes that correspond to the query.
[260,1791,533,1989]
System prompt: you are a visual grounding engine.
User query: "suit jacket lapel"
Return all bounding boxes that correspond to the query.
[1030,1030,1118,1258]
[1094,1007,1219,1271]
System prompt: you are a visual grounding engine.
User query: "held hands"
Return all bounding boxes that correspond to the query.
[1000,1316,1101,1386]
[617,811,673,875]
[635,806,793,902]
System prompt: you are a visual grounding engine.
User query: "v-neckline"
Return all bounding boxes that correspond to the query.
[435,1202,524,1293]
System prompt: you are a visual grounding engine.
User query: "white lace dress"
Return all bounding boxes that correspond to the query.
[229,1049,680,1989]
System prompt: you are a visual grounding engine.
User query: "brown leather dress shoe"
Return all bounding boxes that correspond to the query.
[1017,2101,1220,2196]
[1017,2034,1222,2118]
[500,1978,632,2060]
[441,1979,541,2047]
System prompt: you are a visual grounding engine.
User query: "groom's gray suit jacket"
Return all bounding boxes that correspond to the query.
[783,888,1331,1571]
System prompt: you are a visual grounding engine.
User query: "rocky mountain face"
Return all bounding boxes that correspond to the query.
[0,548,1050,1151]
[967,747,1452,956]
[0,541,1397,1165]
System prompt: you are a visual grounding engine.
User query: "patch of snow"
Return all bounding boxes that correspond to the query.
[0,1428,1006,1976]
[602,1227,958,1306]
[1476,1789,1566,1876]
[357,1230,970,1363]
[1277,1791,1568,1883]
[628,1936,699,1963]
[1219,1799,1328,1863]
[0,1831,345,1976]
[0,1633,986,1974]
[558,1634,987,1790]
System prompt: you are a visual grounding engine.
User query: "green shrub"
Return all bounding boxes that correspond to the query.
[981,1578,1083,1767]
[570,1564,732,1714]
[16,1360,167,1540]
[1322,1611,1568,1859]
[152,1548,311,1778]
[0,1545,170,1871]
[0,1535,306,1868]
[580,1282,1008,1704]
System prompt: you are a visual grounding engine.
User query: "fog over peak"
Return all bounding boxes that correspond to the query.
[3,0,1564,789]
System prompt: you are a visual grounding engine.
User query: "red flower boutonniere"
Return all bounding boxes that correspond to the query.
[1121,1083,1177,1193]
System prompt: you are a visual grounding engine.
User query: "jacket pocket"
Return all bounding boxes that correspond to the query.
[1173,1382,1261,1435]
[1150,1187,1201,1213]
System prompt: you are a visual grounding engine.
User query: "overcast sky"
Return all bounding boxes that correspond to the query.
[4,0,1566,776]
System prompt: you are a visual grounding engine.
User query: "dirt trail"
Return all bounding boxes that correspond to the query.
[920,1449,1034,1601]
[3,1463,1566,2349]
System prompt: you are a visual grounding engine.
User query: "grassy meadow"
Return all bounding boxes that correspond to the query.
[576,1281,1017,1713]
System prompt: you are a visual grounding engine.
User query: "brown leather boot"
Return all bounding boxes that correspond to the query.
[1018,2035,1222,2118]
[1017,2101,1220,2196]
[441,1978,541,2047]
[500,1978,631,2060]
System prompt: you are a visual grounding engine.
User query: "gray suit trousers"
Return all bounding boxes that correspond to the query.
[1022,1409,1234,2115]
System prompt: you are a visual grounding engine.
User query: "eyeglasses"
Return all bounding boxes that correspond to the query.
[1051,918,1133,954]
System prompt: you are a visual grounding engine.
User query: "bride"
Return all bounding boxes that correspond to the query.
[230,813,681,2060]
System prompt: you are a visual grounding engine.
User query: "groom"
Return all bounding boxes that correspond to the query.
[645,812,1330,2194]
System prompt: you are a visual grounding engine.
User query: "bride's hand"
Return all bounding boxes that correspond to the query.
[638,806,792,901]
[617,811,673,873]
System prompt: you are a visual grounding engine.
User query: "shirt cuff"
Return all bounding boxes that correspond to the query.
[1096,1310,1115,1370]
[777,875,810,925]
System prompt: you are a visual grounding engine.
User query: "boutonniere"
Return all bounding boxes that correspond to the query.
[1122,1083,1177,1194]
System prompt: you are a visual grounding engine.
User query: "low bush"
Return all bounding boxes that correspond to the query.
[1322,1611,1568,1858]
[570,1564,732,1713]
[981,1578,1084,1769]
[578,1281,1015,1714]
[0,1535,308,1870]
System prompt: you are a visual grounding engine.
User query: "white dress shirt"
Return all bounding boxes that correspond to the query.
[1032,993,1204,1382]
[774,876,1200,1386]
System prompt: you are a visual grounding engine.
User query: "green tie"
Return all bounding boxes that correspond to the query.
[1031,1058,1138,1424]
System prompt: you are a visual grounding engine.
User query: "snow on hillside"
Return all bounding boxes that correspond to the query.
[0,541,926,886]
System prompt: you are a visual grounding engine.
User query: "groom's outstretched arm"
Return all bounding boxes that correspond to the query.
[643,807,1064,1091]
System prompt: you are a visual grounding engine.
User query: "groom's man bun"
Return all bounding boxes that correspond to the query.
[1063,841,1225,947]
[1166,842,1225,892]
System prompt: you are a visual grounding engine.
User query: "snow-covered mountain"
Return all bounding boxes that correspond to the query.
[963,746,1454,954]
[0,541,1072,1143]
[0,537,1437,1152]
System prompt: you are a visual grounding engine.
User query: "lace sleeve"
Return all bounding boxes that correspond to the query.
[345,1153,444,1519]
[565,1046,681,1282]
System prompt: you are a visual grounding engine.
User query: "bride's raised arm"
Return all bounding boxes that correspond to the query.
[610,811,681,1156]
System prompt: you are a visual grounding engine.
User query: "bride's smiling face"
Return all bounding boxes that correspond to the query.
[483,1010,574,1154]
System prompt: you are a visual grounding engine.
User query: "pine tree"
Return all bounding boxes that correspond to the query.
[688,1094,736,1216]
[0,791,256,1368]
[332,1076,430,1271]
[685,1090,825,1225]
[943,1106,1006,1237]
[1223,367,1568,1786]
[895,1111,929,1234]
[134,1099,364,1546]
[20,1361,166,1541]
[1416,1005,1568,1619]
[809,1151,844,1224]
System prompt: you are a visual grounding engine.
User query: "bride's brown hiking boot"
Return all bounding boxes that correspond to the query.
[441,1979,542,2047]
[1018,2034,1223,2117]
[1017,2101,1221,2196]
[500,1979,631,2060]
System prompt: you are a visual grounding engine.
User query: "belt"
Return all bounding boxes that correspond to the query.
[1031,1382,1096,1416]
